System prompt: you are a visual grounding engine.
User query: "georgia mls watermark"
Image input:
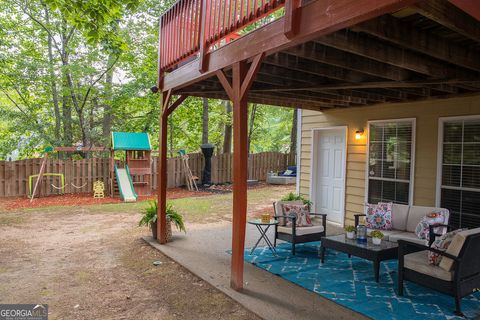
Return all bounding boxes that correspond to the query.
[0,304,48,320]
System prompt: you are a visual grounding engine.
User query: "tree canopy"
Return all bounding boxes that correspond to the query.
[0,0,294,160]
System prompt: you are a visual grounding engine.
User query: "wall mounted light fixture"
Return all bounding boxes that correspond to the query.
[355,129,364,140]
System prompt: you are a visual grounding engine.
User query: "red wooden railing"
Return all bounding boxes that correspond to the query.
[159,0,285,73]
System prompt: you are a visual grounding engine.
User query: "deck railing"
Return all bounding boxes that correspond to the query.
[159,0,285,73]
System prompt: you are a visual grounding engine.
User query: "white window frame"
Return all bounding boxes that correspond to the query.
[365,118,416,206]
[435,115,480,207]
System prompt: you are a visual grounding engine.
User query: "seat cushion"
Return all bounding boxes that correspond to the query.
[391,203,410,231]
[277,225,324,236]
[404,251,453,282]
[440,227,480,271]
[389,232,428,245]
[366,229,403,241]
[406,206,449,233]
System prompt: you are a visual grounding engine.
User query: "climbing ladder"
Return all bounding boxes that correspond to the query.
[179,151,198,191]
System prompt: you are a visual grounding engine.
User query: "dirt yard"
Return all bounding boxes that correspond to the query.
[0,184,293,319]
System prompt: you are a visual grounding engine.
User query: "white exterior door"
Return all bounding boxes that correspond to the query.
[312,128,346,225]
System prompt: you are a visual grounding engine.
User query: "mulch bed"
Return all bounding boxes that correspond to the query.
[0,182,275,211]
[0,188,212,211]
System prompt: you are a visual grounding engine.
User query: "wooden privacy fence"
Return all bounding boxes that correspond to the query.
[0,152,293,197]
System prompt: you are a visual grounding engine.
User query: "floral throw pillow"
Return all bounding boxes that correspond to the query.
[415,211,448,240]
[365,202,393,230]
[282,204,312,227]
[428,229,462,265]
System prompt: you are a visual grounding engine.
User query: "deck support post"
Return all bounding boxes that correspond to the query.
[157,91,188,244]
[216,53,264,291]
[284,0,301,38]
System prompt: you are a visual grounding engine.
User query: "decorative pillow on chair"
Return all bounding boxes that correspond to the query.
[365,202,393,230]
[428,229,462,265]
[415,211,448,240]
[282,204,312,227]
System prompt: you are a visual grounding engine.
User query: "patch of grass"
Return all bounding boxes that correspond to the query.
[0,214,26,226]
[0,185,294,225]
[75,270,91,283]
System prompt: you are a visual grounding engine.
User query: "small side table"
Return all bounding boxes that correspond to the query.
[248,219,279,255]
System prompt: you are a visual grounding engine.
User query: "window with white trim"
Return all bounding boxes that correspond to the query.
[367,120,414,205]
[440,118,480,229]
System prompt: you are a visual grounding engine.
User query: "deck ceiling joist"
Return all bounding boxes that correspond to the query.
[168,0,480,110]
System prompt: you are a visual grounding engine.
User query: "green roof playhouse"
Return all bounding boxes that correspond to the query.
[111,132,152,201]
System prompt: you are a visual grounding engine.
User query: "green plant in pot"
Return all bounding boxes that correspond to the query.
[345,225,356,239]
[139,200,158,239]
[370,230,384,245]
[281,192,312,207]
[139,200,186,241]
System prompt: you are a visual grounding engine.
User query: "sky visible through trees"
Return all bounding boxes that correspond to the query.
[0,0,294,160]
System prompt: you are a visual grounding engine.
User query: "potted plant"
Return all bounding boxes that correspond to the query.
[166,203,186,242]
[281,192,312,206]
[370,230,384,245]
[345,225,356,239]
[139,200,158,239]
[139,201,186,241]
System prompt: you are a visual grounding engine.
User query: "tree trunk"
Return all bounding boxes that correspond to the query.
[44,5,61,143]
[223,101,232,153]
[169,114,174,158]
[289,108,298,165]
[61,52,73,146]
[247,103,257,154]
[202,98,209,144]
[102,53,115,143]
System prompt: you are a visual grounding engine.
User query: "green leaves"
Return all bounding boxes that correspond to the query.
[44,0,142,52]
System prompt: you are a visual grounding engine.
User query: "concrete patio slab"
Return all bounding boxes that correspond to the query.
[144,221,367,320]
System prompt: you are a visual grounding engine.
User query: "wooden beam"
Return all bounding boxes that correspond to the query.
[165,94,188,116]
[284,0,301,38]
[265,52,373,83]
[247,79,480,92]
[157,93,188,244]
[240,53,265,99]
[414,0,480,42]
[163,0,418,91]
[157,92,171,245]
[197,0,208,72]
[285,42,410,81]
[215,70,234,100]
[315,30,479,80]
[216,56,265,291]
[230,60,248,291]
[354,15,480,72]
[448,0,480,21]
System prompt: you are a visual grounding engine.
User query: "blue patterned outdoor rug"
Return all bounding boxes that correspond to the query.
[241,242,480,319]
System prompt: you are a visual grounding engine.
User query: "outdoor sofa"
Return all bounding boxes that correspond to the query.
[354,204,449,245]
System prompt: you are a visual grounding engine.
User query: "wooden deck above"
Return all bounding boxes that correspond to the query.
[159,0,480,110]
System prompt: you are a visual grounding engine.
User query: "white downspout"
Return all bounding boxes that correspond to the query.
[296,108,302,195]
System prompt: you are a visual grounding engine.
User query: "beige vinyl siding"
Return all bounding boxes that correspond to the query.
[300,94,480,226]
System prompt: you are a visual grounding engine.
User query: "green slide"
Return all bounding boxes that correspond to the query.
[114,164,138,202]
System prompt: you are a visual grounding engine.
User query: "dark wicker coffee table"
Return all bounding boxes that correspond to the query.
[320,234,398,282]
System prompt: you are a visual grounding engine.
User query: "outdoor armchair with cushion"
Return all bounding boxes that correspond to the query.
[397,227,480,316]
[272,201,327,255]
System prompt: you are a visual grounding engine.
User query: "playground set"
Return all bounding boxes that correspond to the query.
[29,132,154,203]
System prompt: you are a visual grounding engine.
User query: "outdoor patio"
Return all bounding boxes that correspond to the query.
[145,221,366,320]
[145,221,480,319]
